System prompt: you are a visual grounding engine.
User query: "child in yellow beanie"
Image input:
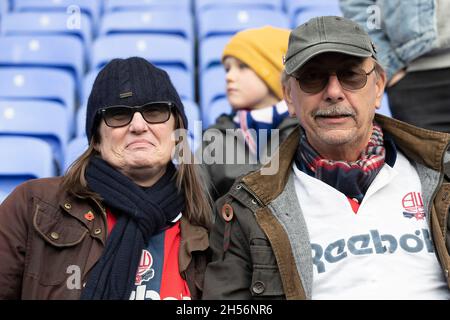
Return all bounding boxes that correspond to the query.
[200,26,299,200]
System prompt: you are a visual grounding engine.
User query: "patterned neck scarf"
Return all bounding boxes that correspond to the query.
[295,123,388,203]
[233,100,289,159]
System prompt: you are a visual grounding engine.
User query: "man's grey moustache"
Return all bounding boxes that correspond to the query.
[314,107,355,117]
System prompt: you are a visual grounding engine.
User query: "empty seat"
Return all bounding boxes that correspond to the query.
[198,8,289,40]
[1,12,93,62]
[293,4,342,27]
[104,0,190,13]
[14,0,101,32]
[203,97,232,129]
[196,0,283,13]
[0,35,85,96]
[64,136,88,171]
[0,136,56,197]
[286,0,341,24]
[81,70,99,105]
[0,1,9,16]
[0,191,7,204]
[76,103,87,138]
[0,100,69,172]
[199,35,230,73]
[175,99,202,152]
[91,34,193,81]
[165,67,194,101]
[100,10,193,41]
[200,66,227,123]
[0,67,76,118]
[183,99,201,137]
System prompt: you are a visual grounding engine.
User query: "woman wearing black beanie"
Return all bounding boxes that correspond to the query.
[0,57,211,300]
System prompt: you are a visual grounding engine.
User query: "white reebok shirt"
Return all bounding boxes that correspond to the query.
[292,151,450,300]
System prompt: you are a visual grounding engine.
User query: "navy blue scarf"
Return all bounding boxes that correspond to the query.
[233,101,289,160]
[81,157,185,300]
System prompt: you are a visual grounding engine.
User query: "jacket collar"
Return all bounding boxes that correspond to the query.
[242,114,450,205]
[375,114,450,171]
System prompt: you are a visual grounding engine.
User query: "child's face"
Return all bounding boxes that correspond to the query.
[223,56,278,110]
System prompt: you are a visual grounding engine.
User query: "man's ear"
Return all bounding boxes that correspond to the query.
[374,69,387,110]
[283,78,296,116]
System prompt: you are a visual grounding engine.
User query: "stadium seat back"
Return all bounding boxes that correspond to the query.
[0,136,56,197]
[0,100,69,172]
[0,35,84,95]
[196,0,283,13]
[0,67,76,116]
[104,0,190,13]
[100,10,193,41]
[198,8,289,40]
[91,35,193,78]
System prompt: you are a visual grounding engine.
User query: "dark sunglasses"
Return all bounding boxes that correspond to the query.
[97,101,174,128]
[295,66,376,94]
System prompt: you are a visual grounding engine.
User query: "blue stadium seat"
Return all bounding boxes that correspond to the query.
[1,12,93,62]
[100,10,193,41]
[64,136,88,171]
[293,4,342,27]
[0,100,69,172]
[204,97,232,129]
[0,0,9,17]
[76,103,87,138]
[165,67,194,101]
[196,0,283,13]
[91,34,193,82]
[286,0,341,25]
[199,35,230,73]
[14,0,101,33]
[183,99,200,132]
[0,68,76,118]
[198,8,290,40]
[0,136,56,198]
[0,35,85,96]
[181,99,202,152]
[104,0,190,12]
[0,191,7,204]
[82,70,99,105]
[200,66,227,127]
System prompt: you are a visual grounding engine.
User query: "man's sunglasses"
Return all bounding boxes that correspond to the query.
[97,101,174,128]
[295,66,376,94]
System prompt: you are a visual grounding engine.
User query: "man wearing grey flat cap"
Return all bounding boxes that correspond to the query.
[203,16,450,300]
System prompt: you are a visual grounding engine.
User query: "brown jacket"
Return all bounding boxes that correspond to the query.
[0,177,209,300]
[203,114,450,299]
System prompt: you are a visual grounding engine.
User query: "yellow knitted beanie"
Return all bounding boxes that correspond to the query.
[222,26,290,100]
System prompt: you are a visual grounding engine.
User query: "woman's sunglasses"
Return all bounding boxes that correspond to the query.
[97,101,174,128]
